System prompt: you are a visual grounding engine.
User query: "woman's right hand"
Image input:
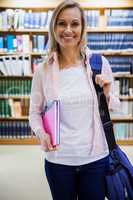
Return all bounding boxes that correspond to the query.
[39,133,58,152]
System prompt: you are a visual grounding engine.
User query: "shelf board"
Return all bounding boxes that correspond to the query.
[0,95,30,99]
[0,117,29,121]
[0,52,46,56]
[0,137,132,145]
[97,51,133,56]
[1,95,133,101]
[0,51,133,56]
[113,74,133,78]
[86,27,133,33]
[112,117,133,122]
[1,116,133,122]
[31,52,46,56]
[0,28,48,33]
[0,27,133,33]
[119,96,133,101]
[0,0,133,9]
[0,75,32,79]
[1,95,132,101]
[0,52,31,56]
[0,137,39,145]
[117,139,133,145]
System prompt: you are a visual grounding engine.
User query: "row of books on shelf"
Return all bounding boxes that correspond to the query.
[0,71,132,96]
[0,121,31,138]
[107,56,133,74]
[87,33,133,50]
[0,34,48,53]
[0,54,133,76]
[105,9,133,27]
[110,101,133,118]
[0,98,133,118]
[0,9,133,31]
[0,55,32,76]
[0,33,133,53]
[114,123,133,140]
[114,79,133,96]
[0,99,29,118]
[0,9,52,30]
[0,79,31,95]
[0,121,132,140]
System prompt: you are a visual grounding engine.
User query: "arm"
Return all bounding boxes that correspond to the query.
[29,64,58,151]
[101,56,121,111]
[29,64,46,139]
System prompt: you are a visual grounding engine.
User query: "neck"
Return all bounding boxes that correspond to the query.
[58,47,82,69]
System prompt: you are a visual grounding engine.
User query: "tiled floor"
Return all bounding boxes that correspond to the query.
[0,145,133,200]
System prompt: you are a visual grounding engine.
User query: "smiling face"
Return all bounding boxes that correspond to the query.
[54,7,82,50]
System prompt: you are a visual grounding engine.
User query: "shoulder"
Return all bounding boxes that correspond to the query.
[101,55,110,66]
[32,60,47,82]
[34,56,48,74]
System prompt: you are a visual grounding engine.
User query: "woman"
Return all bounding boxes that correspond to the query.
[29,1,120,200]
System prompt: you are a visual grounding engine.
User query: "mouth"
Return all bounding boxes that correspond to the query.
[61,36,74,41]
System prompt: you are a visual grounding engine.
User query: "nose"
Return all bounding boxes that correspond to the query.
[65,25,72,33]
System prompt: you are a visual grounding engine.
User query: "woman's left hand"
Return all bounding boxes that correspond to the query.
[95,74,111,97]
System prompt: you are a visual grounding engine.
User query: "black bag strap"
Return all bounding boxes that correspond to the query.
[89,53,117,151]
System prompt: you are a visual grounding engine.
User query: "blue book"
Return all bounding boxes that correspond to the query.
[24,12,30,28]
[29,12,34,28]
[40,12,48,28]
[0,36,3,51]
[7,34,15,52]
[33,13,40,28]
[37,35,45,52]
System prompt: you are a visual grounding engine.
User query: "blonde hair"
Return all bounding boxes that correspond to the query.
[48,0,87,55]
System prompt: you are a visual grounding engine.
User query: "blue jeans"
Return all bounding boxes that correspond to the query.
[45,156,109,200]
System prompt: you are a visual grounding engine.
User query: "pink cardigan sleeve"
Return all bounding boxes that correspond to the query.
[29,64,46,137]
[101,56,121,111]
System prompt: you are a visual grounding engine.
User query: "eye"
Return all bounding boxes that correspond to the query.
[57,21,66,27]
[71,21,80,27]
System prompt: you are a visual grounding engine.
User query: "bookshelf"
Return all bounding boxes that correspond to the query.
[0,0,133,145]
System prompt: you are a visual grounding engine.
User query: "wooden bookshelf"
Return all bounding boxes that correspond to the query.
[0,0,133,145]
[0,0,133,9]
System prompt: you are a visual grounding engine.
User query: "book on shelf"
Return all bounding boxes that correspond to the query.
[0,79,32,96]
[0,55,32,76]
[0,8,106,30]
[105,9,133,27]
[0,34,30,53]
[87,33,133,51]
[0,9,51,30]
[0,121,31,139]
[113,123,133,140]
[0,98,30,118]
[32,35,47,53]
[107,56,133,74]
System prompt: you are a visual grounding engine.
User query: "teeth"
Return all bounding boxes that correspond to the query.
[63,37,73,39]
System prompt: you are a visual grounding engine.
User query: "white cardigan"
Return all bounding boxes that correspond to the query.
[29,49,120,138]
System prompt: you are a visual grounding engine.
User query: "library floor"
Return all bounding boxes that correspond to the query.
[0,145,133,200]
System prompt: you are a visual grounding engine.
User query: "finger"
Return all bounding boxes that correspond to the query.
[46,139,54,151]
[40,144,49,152]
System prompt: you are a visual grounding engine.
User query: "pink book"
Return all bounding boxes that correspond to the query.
[42,100,60,147]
